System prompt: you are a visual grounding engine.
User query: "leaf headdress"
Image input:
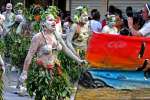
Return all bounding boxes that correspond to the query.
[14,2,25,14]
[73,5,88,22]
[41,6,59,21]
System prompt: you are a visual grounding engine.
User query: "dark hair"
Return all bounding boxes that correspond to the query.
[91,9,98,16]
[64,16,73,24]
[108,5,117,15]
[133,12,145,29]
[126,6,133,17]
[120,28,131,36]
[115,8,123,18]
[92,11,100,20]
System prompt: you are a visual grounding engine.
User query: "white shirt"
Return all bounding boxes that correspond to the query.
[90,20,102,33]
[139,20,150,37]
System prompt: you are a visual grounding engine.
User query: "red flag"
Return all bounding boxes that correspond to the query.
[86,33,150,70]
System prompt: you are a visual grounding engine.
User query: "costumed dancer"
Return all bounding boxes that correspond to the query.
[66,6,90,58]
[18,6,84,99]
[65,6,90,100]
[2,3,15,64]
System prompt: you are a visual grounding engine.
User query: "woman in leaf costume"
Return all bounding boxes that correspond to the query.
[59,6,90,99]
[18,6,84,100]
[63,6,90,80]
[9,2,31,71]
[14,2,26,34]
[0,14,6,100]
[2,3,15,61]
[66,6,90,58]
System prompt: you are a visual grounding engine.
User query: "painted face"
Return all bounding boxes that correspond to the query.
[80,12,89,23]
[63,22,69,29]
[6,3,12,12]
[45,15,56,31]
[108,15,116,27]
[17,10,23,14]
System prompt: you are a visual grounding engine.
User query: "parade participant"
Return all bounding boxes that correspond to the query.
[66,6,90,57]
[0,14,5,37]
[62,16,73,40]
[2,3,15,34]
[128,3,150,37]
[102,15,118,34]
[14,2,26,34]
[2,3,15,63]
[65,6,90,100]
[0,14,5,72]
[18,6,84,99]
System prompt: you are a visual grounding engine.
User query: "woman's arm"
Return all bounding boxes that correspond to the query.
[127,17,142,36]
[0,55,4,73]
[23,35,39,71]
[66,24,78,54]
[54,24,83,63]
[19,34,40,83]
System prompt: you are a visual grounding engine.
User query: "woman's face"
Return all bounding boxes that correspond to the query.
[80,12,89,23]
[107,15,116,27]
[17,10,23,14]
[45,16,56,31]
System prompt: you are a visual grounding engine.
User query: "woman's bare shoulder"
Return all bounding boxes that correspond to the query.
[32,32,42,42]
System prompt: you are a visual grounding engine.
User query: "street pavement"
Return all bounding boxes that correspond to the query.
[3,65,34,100]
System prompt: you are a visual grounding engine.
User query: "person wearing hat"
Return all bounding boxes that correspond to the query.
[128,3,150,37]
[2,3,15,34]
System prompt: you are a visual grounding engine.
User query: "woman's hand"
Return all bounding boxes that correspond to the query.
[19,70,27,83]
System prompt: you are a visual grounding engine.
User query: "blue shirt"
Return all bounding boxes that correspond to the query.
[90,20,102,33]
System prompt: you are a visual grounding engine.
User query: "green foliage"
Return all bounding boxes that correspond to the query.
[14,2,25,14]
[73,5,88,22]
[10,33,31,68]
[27,61,72,100]
[45,6,59,19]
[0,38,5,56]
[58,52,82,83]
[0,69,3,100]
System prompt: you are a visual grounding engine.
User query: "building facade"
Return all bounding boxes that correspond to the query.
[0,0,149,18]
[69,0,148,18]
